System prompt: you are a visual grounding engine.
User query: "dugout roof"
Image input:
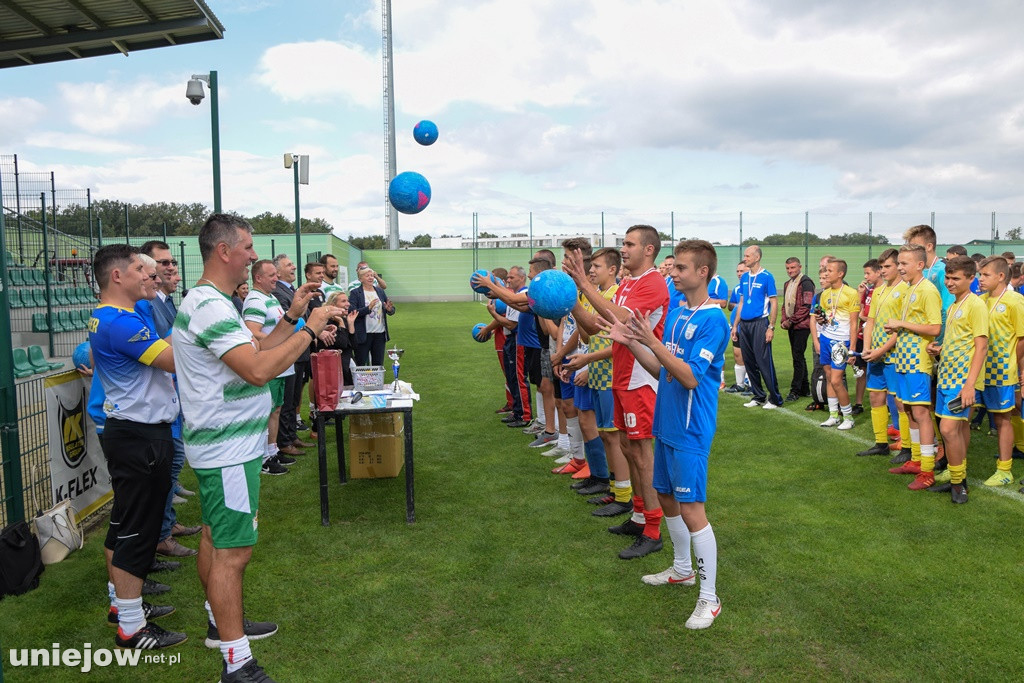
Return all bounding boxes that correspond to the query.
[0,0,224,69]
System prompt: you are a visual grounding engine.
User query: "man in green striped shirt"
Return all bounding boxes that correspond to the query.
[172,214,341,683]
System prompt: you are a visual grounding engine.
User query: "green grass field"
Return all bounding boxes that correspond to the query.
[3,301,1024,681]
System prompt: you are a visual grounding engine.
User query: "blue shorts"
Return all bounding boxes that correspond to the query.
[866,361,887,392]
[884,364,899,396]
[574,381,592,411]
[559,377,574,402]
[819,336,849,371]
[935,386,969,420]
[897,371,932,405]
[980,385,1017,413]
[653,440,708,503]
[590,387,615,431]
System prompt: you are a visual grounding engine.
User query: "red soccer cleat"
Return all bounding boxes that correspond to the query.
[570,463,592,480]
[553,459,586,475]
[889,460,921,475]
[889,438,902,452]
[907,471,935,490]
[887,425,900,439]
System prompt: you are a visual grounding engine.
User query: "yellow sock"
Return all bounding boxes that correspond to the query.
[997,458,1013,473]
[920,455,935,473]
[899,411,911,444]
[613,481,632,503]
[949,463,967,484]
[910,427,922,462]
[1013,414,1024,451]
[871,405,888,445]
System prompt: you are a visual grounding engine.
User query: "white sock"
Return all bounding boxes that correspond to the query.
[734,365,746,386]
[221,635,252,674]
[840,404,852,417]
[721,369,726,385]
[827,397,839,415]
[691,523,718,602]
[921,443,935,457]
[910,428,921,446]
[665,515,693,576]
[558,432,570,450]
[205,600,216,627]
[107,581,116,608]
[536,392,545,427]
[631,510,645,525]
[115,595,145,637]
[262,442,272,465]
[566,417,584,460]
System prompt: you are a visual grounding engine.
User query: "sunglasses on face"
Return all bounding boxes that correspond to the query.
[156,259,178,266]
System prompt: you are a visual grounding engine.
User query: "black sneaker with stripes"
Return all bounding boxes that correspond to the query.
[107,601,175,626]
[114,622,187,649]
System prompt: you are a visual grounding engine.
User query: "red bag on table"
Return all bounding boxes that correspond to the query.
[310,350,343,413]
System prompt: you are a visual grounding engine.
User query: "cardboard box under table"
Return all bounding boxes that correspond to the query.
[348,413,404,478]
[315,389,416,526]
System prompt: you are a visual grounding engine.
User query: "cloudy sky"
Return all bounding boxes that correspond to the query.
[3,0,1024,244]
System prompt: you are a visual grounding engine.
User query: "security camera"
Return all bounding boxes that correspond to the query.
[185,78,205,105]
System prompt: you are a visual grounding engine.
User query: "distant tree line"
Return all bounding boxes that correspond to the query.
[742,231,891,246]
[16,200,333,239]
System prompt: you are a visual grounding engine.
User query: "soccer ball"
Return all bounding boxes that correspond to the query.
[73,341,91,369]
[388,172,431,214]
[472,323,491,342]
[413,120,438,145]
[528,270,577,320]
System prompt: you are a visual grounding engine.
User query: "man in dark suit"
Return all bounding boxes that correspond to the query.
[140,240,200,558]
[273,254,314,450]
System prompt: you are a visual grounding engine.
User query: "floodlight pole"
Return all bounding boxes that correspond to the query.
[293,156,301,285]
[209,71,222,213]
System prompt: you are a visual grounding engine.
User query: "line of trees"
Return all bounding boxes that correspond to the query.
[15,200,334,238]
[743,231,891,246]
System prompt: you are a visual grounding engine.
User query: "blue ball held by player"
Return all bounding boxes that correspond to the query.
[413,120,438,145]
[528,270,577,320]
[73,341,91,369]
[494,299,508,316]
[472,323,491,342]
[470,269,494,293]
[388,172,431,214]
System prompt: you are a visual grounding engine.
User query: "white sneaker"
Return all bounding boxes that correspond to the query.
[743,399,762,408]
[837,418,855,430]
[762,401,778,410]
[820,416,840,427]
[542,445,569,458]
[553,453,572,465]
[641,566,696,586]
[685,597,722,630]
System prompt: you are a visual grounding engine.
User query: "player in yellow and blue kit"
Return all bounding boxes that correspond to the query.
[926,256,987,503]
[884,244,943,490]
[858,249,903,455]
[816,259,861,430]
[973,256,1024,487]
[604,240,729,631]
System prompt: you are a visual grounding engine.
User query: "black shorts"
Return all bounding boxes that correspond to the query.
[102,419,173,579]
[523,347,542,386]
[853,336,867,369]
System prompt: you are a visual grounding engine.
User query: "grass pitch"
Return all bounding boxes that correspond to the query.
[3,302,1024,681]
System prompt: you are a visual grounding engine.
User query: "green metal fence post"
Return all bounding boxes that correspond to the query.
[87,188,94,253]
[124,203,130,244]
[804,211,809,267]
[179,241,187,291]
[739,211,743,247]
[97,217,103,248]
[991,212,996,255]
[162,222,168,243]
[601,211,605,248]
[671,211,675,243]
[0,173,25,523]
[41,193,54,357]
[13,153,23,261]
[868,211,873,258]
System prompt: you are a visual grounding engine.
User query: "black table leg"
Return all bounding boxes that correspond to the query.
[404,408,415,524]
[337,414,347,484]
[317,412,329,526]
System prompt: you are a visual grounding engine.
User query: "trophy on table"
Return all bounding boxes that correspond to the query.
[387,346,405,391]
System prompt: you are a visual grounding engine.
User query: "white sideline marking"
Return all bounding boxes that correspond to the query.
[722,392,1024,502]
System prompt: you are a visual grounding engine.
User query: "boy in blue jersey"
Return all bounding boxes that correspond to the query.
[88,244,184,650]
[605,240,729,630]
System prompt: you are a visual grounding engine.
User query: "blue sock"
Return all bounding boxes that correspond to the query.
[583,437,609,479]
[887,392,899,428]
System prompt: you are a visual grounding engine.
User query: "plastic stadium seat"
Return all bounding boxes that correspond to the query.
[31,313,48,332]
[12,348,34,378]
[54,288,70,306]
[75,309,91,328]
[9,269,25,286]
[56,310,75,331]
[8,289,23,308]
[79,287,95,305]
[68,287,84,304]
[30,270,45,286]
[32,288,47,308]
[28,345,63,372]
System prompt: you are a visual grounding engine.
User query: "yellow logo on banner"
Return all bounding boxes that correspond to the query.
[58,394,87,469]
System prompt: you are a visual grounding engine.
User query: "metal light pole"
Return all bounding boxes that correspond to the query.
[284,154,309,284]
[186,71,222,213]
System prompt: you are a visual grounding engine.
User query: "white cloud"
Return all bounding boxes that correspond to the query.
[255,40,380,108]
[0,97,46,146]
[58,79,184,135]
[24,131,140,155]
